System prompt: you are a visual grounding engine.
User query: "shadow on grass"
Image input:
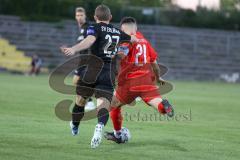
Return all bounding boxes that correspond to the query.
[101,139,188,152]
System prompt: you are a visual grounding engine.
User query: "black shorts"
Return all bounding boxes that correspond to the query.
[74,54,89,77]
[74,66,87,77]
[76,64,114,102]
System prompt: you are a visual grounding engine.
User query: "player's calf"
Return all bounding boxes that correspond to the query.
[70,95,86,136]
[91,97,111,148]
[147,98,174,117]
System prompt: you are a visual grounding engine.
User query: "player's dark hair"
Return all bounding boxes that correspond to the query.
[94,4,111,21]
[75,7,86,14]
[120,17,137,26]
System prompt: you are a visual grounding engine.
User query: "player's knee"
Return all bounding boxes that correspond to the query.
[146,97,163,108]
[75,95,87,106]
[110,96,122,107]
[97,97,110,111]
[73,76,80,86]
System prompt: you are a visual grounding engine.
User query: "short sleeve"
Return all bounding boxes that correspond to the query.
[118,42,130,56]
[86,25,99,38]
[119,31,131,43]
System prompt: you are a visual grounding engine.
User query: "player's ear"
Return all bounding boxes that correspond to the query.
[109,15,112,21]
[121,24,126,32]
[135,25,138,31]
[94,15,98,21]
[120,25,124,31]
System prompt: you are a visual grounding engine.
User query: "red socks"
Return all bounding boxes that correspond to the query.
[158,102,166,114]
[110,103,165,132]
[110,107,123,131]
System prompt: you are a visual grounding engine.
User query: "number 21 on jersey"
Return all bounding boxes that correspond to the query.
[135,44,147,65]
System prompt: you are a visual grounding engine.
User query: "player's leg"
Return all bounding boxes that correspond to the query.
[104,95,125,143]
[90,65,125,148]
[104,89,135,144]
[70,77,94,136]
[97,97,111,126]
[90,96,111,148]
[70,74,83,135]
[144,97,174,117]
[110,95,124,133]
[73,72,96,110]
[70,94,87,135]
[35,67,41,75]
[72,75,80,86]
[110,87,136,133]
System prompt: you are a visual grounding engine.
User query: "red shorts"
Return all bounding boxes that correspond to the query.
[115,71,161,104]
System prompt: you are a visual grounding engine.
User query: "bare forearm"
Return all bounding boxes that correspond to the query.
[72,39,92,53]
[151,62,161,78]
[60,36,95,56]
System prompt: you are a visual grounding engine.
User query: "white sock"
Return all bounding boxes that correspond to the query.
[114,130,121,138]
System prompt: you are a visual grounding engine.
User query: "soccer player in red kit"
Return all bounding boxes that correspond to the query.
[104,17,174,143]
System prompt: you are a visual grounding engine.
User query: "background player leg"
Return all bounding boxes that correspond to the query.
[73,75,96,110]
[85,98,95,110]
[70,95,86,136]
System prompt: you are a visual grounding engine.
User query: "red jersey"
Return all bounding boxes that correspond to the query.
[117,32,157,85]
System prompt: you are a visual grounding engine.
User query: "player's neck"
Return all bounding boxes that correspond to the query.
[131,31,137,35]
[78,21,86,27]
[125,31,136,36]
[96,20,110,24]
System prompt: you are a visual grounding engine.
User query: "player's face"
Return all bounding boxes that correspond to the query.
[75,12,86,25]
[121,24,131,35]
[121,24,137,35]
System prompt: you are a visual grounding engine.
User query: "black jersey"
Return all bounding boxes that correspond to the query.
[86,22,131,63]
[77,21,91,55]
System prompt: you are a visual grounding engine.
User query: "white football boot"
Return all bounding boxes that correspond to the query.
[91,123,104,149]
[69,121,79,136]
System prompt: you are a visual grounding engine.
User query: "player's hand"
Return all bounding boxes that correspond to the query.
[117,51,126,59]
[60,46,75,56]
[157,77,165,85]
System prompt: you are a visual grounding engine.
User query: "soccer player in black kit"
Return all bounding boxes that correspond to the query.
[61,5,137,148]
[73,7,95,110]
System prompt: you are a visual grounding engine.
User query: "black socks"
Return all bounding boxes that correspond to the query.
[72,104,85,126]
[97,108,109,126]
[72,103,109,127]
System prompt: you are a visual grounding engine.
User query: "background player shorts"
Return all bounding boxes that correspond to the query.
[74,66,87,77]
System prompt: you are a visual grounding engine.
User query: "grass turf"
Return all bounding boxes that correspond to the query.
[0,73,239,160]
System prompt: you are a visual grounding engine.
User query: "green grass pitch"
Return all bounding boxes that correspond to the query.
[0,73,239,160]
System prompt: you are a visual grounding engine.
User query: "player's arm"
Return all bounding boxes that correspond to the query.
[119,30,139,44]
[117,42,130,59]
[148,43,165,85]
[151,60,165,85]
[61,25,98,56]
[60,35,96,56]
[130,35,139,43]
